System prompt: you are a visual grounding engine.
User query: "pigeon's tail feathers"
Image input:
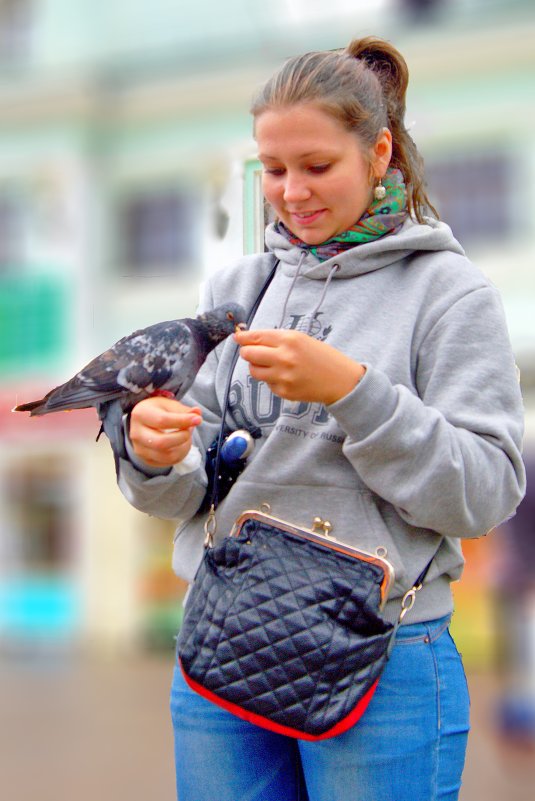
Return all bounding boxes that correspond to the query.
[13,398,48,415]
[14,381,125,416]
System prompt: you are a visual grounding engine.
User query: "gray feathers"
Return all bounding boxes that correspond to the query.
[14,303,247,417]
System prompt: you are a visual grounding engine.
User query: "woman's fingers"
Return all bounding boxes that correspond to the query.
[129,396,202,467]
[235,329,296,369]
[131,396,202,431]
[235,328,365,404]
[133,434,193,468]
[131,425,197,468]
[234,329,285,347]
[135,425,191,453]
[239,345,280,368]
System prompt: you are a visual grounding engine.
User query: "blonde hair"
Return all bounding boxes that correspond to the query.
[251,36,438,223]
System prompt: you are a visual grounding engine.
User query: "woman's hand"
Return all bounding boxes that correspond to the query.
[129,396,202,468]
[235,329,365,405]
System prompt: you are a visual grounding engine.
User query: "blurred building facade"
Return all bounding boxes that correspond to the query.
[0,0,534,657]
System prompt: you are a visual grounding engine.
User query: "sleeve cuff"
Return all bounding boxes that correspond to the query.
[327,364,399,441]
[172,445,203,476]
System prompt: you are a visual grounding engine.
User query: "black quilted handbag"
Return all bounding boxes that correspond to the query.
[177,506,410,739]
[176,262,437,740]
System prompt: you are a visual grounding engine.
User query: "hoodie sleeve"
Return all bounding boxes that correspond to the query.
[115,282,224,522]
[328,284,526,538]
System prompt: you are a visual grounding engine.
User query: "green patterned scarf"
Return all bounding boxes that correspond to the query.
[276,167,408,262]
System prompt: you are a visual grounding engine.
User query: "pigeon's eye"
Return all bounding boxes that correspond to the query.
[226,312,235,321]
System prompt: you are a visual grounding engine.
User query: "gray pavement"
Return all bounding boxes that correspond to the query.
[1,654,534,801]
[0,653,176,801]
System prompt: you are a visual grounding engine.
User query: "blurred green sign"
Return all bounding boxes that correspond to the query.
[0,274,68,375]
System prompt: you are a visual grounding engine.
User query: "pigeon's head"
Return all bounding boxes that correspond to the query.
[197,303,248,346]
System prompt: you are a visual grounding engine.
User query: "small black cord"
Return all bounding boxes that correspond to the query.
[209,259,279,511]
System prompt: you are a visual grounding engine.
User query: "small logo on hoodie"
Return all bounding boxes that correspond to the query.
[285,312,332,341]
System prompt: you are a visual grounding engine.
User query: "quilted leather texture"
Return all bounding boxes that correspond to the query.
[178,519,395,737]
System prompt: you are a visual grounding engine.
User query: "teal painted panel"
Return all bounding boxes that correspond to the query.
[0,273,69,374]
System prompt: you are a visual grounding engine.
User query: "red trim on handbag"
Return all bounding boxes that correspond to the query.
[179,658,379,741]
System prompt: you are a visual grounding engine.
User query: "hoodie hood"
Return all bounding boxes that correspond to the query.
[265,216,466,280]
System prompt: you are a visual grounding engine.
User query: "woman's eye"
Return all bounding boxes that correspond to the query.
[262,164,284,175]
[262,164,330,176]
[308,164,330,174]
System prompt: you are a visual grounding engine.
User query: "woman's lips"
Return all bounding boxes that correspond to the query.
[289,209,326,225]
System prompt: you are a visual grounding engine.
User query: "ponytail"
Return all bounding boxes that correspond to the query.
[345,37,437,222]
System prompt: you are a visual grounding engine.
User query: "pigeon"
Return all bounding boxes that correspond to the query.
[14,303,247,419]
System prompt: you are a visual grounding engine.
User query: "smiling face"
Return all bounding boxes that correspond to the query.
[256,103,392,245]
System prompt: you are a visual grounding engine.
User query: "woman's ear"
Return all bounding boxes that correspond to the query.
[372,127,393,178]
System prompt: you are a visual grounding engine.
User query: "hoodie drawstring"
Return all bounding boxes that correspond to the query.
[277,251,307,329]
[305,263,340,335]
[278,257,340,334]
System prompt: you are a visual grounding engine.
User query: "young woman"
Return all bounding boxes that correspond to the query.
[110,37,525,801]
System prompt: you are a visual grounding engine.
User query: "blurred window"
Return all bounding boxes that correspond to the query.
[0,0,33,65]
[425,151,514,246]
[399,0,443,18]
[4,457,75,573]
[119,186,199,277]
[0,191,24,268]
[0,455,81,641]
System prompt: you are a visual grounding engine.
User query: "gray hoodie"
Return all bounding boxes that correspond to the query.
[117,217,526,624]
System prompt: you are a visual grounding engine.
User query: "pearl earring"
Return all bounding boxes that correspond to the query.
[374,178,386,201]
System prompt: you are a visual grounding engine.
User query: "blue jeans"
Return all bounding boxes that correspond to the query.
[170,615,470,801]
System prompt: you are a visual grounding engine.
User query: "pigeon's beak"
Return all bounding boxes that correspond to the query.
[236,322,247,332]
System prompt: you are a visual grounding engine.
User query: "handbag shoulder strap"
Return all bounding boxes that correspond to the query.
[398,545,442,622]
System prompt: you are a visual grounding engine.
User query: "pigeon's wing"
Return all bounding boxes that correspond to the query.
[77,319,194,403]
[22,319,193,415]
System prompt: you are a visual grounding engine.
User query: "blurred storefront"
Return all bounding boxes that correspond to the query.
[0,0,534,664]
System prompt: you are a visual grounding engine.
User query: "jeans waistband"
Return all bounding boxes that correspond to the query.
[394,614,452,645]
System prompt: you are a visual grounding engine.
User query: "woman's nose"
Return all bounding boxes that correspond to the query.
[283,173,311,203]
